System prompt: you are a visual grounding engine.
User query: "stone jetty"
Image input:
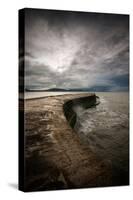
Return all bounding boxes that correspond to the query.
[23,93,112,191]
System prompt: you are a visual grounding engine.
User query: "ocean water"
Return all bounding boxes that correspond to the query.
[74,92,129,185]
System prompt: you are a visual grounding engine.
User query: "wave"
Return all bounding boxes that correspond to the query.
[73,93,129,185]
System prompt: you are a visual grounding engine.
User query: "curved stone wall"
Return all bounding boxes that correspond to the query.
[63,94,99,128]
[24,93,111,191]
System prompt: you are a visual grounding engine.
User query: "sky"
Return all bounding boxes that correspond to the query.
[22,9,129,91]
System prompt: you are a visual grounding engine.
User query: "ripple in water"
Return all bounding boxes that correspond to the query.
[74,92,129,185]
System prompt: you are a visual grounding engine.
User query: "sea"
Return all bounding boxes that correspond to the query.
[74,92,129,185]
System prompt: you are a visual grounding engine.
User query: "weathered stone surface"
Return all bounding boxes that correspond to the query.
[23,93,112,191]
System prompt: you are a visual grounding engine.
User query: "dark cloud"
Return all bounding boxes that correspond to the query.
[24,8,129,91]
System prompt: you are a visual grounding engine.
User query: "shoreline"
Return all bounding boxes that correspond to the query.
[19,91,129,101]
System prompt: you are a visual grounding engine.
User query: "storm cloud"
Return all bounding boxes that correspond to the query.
[23,9,129,91]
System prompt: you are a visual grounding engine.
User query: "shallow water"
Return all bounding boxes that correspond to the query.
[74,92,129,185]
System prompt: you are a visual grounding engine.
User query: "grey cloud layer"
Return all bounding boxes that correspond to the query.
[24,9,129,91]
